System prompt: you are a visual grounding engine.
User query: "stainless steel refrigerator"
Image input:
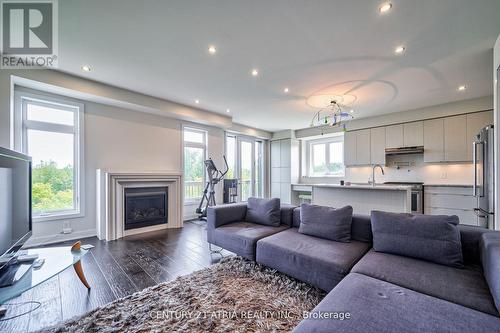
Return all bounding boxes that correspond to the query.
[473,124,495,229]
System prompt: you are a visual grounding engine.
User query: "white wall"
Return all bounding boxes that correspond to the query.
[0,70,269,245]
[494,33,500,230]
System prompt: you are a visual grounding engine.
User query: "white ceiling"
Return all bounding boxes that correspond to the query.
[58,0,500,132]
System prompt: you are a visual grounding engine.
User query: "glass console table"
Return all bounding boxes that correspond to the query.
[0,241,90,305]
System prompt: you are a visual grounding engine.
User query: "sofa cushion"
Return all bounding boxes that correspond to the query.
[256,228,370,291]
[299,204,353,242]
[351,249,498,316]
[211,222,289,260]
[245,197,281,227]
[293,207,372,243]
[280,204,296,226]
[351,214,372,243]
[480,232,500,313]
[371,210,463,267]
[292,273,500,333]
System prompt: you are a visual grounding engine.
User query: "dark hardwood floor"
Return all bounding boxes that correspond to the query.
[0,221,232,333]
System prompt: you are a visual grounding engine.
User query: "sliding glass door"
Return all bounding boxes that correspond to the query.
[226,134,264,202]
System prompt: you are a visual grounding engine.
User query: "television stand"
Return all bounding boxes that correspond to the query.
[0,241,91,309]
[0,259,34,287]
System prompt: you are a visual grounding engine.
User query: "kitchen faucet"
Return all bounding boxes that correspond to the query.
[369,164,385,186]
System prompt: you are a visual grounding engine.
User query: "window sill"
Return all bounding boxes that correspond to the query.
[33,211,84,223]
[305,175,345,178]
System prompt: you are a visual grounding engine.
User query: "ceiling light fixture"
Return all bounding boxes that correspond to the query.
[283,87,289,93]
[81,65,91,72]
[310,100,354,132]
[208,45,217,54]
[195,99,200,104]
[226,108,230,113]
[458,85,467,91]
[251,69,259,76]
[379,2,392,13]
[394,46,406,54]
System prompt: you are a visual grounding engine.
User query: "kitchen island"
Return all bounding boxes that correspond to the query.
[293,184,413,215]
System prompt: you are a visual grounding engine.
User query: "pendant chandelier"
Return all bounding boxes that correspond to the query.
[309,100,354,132]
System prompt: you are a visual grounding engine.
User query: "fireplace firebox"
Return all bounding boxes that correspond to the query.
[124,187,168,230]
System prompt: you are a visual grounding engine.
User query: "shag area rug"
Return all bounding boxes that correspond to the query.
[41,257,325,332]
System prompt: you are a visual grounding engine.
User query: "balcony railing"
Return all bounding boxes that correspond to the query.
[185,181,204,200]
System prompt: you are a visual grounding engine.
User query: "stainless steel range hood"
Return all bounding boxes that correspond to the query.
[385,146,424,155]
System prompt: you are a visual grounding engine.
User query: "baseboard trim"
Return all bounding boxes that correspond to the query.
[24,228,97,248]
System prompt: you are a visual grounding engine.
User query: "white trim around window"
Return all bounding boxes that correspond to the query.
[182,125,208,204]
[13,89,85,222]
[305,133,345,177]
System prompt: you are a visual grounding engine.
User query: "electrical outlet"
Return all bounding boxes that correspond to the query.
[62,221,72,234]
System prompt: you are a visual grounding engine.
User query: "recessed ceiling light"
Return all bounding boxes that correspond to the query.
[379,2,392,13]
[81,65,91,72]
[394,46,406,54]
[283,87,289,93]
[208,45,217,54]
[251,69,259,76]
[458,85,467,91]
[226,108,231,113]
[195,99,200,104]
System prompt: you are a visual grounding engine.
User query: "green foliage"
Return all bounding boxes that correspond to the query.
[32,161,74,213]
[184,147,204,182]
[312,162,344,176]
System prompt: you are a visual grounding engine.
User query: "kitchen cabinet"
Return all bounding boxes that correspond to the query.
[423,118,444,162]
[385,124,404,148]
[370,127,386,165]
[271,141,280,167]
[344,130,371,166]
[466,111,493,160]
[344,131,357,166]
[403,121,424,147]
[444,115,467,162]
[270,138,299,203]
[424,186,479,226]
[356,129,371,165]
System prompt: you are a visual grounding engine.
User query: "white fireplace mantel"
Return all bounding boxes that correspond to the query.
[96,170,183,241]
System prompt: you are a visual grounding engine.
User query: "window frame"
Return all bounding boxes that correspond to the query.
[306,134,345,177]
[14,89,85,222]
[182,126,207,203]
[224,132,265,201]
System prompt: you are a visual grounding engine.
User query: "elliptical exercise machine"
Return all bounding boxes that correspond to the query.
[196,156,228,220]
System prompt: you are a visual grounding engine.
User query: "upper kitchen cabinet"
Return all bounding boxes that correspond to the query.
[385,124,404,148]
[356,129,371,165]
[344,131,357,166]
[466,111,493,160]
[444,115,467,162]
[344,130,371,166]
[423,118,444,162]
[403,121,424,147]
[370,127,386,165]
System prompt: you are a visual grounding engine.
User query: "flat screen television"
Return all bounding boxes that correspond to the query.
[0,147,32,270]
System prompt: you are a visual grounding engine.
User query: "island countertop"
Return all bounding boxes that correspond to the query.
[310,183,413,191]
[308,183,412,214]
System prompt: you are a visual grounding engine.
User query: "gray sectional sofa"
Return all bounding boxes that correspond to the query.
[207,200,500,332]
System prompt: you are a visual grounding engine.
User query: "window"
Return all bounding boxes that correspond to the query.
[225,133,265,201]
[183,127,207,202]
[14,91,84,221]
[307,135,345,177]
